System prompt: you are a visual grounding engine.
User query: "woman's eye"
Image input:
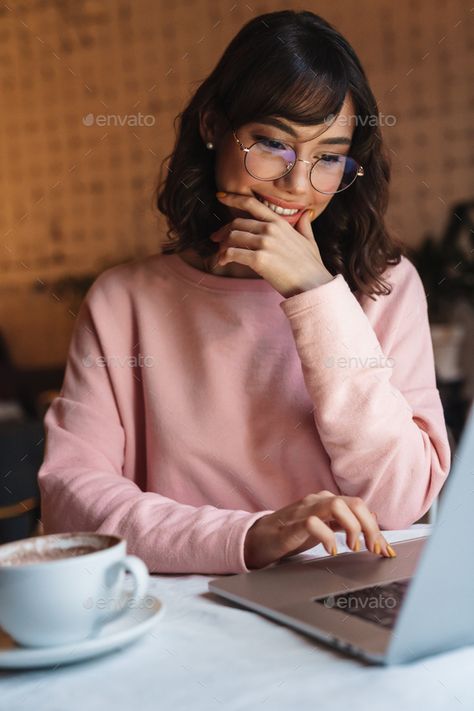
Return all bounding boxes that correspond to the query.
[254,135,287,150]
[320,154,342,163]
[252,136,346,163]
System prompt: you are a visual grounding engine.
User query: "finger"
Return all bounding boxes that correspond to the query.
[219,230,262,255]
[210,218,263,242]
[229,218,265,233]
[344,498,395,558]
[214,227,264,266]
[218,246,259,268]
[209,221,234,244]
[216,192,280,222]
[306,515,338,555]
[311,497,362,552]
[293,208,316,242]
[279,515,337,558]
[277,516,314,559]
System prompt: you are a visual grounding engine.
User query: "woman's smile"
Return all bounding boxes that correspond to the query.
[253,191,307,211]
[251,193,306,222]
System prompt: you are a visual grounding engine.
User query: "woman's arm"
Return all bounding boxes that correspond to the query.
[279,257,451,529]
[38,273,273,575]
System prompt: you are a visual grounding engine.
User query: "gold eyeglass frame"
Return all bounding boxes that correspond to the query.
[230,126,365,195]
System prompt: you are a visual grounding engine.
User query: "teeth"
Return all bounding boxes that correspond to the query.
[260,198,301,216]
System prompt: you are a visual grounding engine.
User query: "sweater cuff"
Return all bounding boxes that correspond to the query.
[226,510,275,574]
[279,273,348,315]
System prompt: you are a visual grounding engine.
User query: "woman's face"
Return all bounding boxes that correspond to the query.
[210,93,356,223]
[196,92,357,277]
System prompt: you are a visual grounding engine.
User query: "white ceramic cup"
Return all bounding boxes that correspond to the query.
[0,532,149,648]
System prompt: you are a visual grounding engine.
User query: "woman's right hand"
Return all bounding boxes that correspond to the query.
[243,491,397,570]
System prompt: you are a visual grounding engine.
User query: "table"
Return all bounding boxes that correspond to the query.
[1,525,473,711]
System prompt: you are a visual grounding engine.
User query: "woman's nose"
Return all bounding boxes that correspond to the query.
[275,158,311,193]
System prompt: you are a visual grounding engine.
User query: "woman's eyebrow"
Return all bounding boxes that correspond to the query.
[255,119,351,145]
[256,118,299,137]
[318,136,352,146]
[320,136,352,146]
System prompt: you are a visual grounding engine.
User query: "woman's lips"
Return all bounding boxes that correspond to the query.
[253,192,308,222]
[279,209,305,223]
[254,191,307,210]
[261,203,306,223]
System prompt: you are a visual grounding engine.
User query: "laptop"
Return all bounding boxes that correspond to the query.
[209,403,474,665]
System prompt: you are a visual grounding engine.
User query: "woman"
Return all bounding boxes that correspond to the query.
[38,10,451,573]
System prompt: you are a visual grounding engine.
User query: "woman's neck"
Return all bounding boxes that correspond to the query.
[178,248,263,279]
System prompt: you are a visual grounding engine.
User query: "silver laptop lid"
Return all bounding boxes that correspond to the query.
[386,403,474,664]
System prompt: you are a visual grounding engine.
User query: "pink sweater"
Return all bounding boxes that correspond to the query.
[38,253,451,574]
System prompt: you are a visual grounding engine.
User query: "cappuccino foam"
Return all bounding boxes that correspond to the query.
[0,545,98,567]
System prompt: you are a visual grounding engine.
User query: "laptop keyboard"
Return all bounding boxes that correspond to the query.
[314,578,411,629]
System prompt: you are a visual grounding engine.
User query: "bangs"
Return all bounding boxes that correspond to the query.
[217,23,350,128]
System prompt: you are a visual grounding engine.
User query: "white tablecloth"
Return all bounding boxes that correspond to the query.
[1,525,473,711]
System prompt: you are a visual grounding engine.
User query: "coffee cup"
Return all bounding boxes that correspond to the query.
[0,532,149,648]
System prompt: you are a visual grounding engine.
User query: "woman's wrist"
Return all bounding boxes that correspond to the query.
[244,517,266,569]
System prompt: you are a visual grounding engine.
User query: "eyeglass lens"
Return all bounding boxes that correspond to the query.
[245,139,359,194]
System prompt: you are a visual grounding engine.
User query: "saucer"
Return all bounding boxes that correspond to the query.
[0,594,165,669]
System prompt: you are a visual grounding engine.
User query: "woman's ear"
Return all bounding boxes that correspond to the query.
[198,107,226,149]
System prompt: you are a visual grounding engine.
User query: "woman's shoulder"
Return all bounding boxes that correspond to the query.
[356,254,427,323]
[381,254,423,288]
[364,254,425,305]
[381,254,427,309]
[84,253,169,304]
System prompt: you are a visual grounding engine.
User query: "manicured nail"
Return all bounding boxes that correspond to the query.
[308,209,315,220]
[216,191,227,197]
[353,539,360,552]
[331,545,338,556]
[374,542,381,556]
[387,544,397,558]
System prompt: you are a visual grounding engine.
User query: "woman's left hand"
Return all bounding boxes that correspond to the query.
[211,192,334,297]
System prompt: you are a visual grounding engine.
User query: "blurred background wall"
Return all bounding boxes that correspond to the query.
[0,0,472,368]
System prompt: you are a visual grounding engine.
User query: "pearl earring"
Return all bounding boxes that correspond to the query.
[206,141,214,150]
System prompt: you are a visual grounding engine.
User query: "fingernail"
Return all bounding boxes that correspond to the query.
[308,209,315,220]
[216,191,227,197]
[374,542,381,556]
[353,539,360,553]
[331,545,338,556]
[387,544,397,558]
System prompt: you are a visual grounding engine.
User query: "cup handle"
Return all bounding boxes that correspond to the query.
[121,554,149,606]
[100,554,149,625]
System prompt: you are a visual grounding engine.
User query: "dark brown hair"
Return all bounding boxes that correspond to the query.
[155,10,405,298]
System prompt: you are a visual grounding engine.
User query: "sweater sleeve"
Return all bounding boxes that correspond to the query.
[279,260,451,530]
[37,274,273,575]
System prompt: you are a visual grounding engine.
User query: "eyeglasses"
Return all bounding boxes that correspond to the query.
[230,126,364,195]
